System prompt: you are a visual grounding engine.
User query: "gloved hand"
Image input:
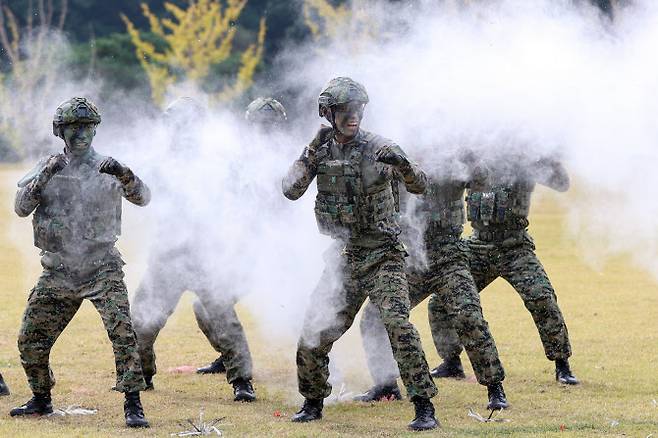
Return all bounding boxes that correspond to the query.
[304,125,333,166]
[35,154,69,187]
[99,157,130,178]
[375,144,409,167]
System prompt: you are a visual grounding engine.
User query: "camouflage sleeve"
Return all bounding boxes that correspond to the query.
[395,156,427,194]
[119,171,151,206]
[14,179,43,217]
[14,158,50,217]
[282,146,318,200]
[534,159,570,192]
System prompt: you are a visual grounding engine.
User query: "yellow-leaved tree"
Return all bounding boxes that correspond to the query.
[303,0,380,50]
[122,0,265,106]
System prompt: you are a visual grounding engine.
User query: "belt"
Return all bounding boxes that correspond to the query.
[473,228,525,242]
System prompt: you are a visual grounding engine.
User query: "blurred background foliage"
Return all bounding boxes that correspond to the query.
[0,0,621,159]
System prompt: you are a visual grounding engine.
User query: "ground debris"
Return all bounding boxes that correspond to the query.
[608,419,619,427]
[49,405,98,416]
[652,399,657,408]
[467,408,510,423]
[171,410,227,436]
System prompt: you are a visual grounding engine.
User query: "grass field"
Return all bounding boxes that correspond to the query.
[0,165,656,437]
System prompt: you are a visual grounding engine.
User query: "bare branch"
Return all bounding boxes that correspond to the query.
[57,0,67,30]
[46,0,53,27]
[38,0,45,27]
[0,2,16,64]
[26,0,33,35]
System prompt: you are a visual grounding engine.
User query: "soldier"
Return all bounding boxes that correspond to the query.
[11,97,150,427]
[356,150,508,410]
[197,96,288,375]
[430,154,579,385]
[131,97,256,402]
[282,77,439,431]
[0,372,9,396]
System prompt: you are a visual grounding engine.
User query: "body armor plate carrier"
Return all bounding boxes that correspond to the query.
[314,143,398,239]
[33,166,122,253]
[466,182,533,225]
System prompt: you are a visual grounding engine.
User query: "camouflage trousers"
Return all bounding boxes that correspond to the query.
[360,240,505,386]
[131,252,253,384]
[18,257,146,394]
[297,241,437,400]
[431,232,572,361]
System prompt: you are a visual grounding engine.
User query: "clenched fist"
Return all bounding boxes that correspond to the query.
[99,157,129,178]
[375,144,408,167]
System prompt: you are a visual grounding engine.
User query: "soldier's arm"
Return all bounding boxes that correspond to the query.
[15,180,42,217]
[98,157,151,206]
[119,171,151,206]
[15,155,66,217]
[379,144,427,194]
[534,158,570,192]
[282,127,331,200]
[282,146,318,200]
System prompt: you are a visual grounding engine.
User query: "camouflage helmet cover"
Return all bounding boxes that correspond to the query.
[245,97,287,124]
[318,77,369,117]
[52,97,101,136]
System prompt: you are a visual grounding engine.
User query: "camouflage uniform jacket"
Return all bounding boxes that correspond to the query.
[15,148,150,275]
[283,129,426,248]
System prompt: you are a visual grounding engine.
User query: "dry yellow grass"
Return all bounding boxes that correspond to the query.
[0,164,656,437]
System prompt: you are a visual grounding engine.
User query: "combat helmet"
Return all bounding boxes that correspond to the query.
[164,96,207,126]
[318,77,369,119]
[245,97,287,125]
[52,97,101,137]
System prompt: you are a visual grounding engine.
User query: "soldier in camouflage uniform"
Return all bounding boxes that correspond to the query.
[283,77,438,431]
[356,151,509,410]
[131,97,256,402]
[197,96,288,376]
[11,97,150,427]
[430,155,579,385]
[0,372,9,396]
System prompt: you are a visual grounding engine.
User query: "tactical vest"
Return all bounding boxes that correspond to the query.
[466,182,533,226]
[419,183,465,230]
[33,163,122,253]
[314,143,398,239]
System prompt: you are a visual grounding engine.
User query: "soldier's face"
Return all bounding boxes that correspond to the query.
[63,122,96,156]
[333,102,365,139]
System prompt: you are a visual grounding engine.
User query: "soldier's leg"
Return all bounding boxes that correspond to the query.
[432,263,505,386]
[359,269,429,389]
[131,264,184,377]
[193,294,253,384]
[499,238,572,361]
[366,253,437,400]
[428,242,497,363]
[89,272,146,393]
[297,267,365,401]
[17,275,81,394]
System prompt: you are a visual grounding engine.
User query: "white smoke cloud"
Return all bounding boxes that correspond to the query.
[276,0,658,281]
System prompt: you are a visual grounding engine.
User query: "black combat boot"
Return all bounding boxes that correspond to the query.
[486,382,509,410]
[0,373,9,396]
[232,378,256,402]
[430,356,466,379]
[408,396,439,431]
[124,391,149,428]
[197,356,226,374]
[10,392,53,416]
[555,358,580,385]
[353,383,402,402]
[143,374,154,391]
[291,398,323,423]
